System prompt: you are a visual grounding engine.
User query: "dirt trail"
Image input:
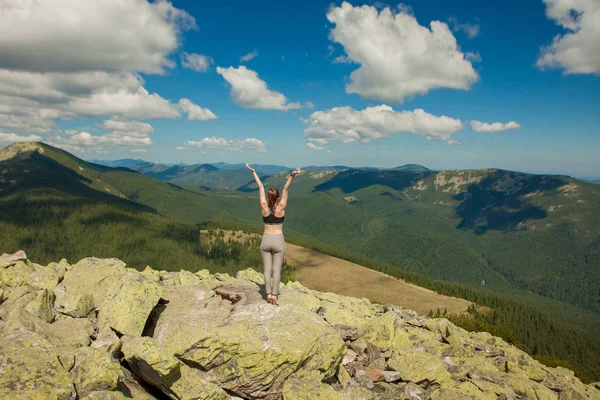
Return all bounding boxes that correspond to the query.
[202,229,470,315]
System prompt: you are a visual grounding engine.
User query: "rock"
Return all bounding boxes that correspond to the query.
[179,270,203,285]
[81,391,128,400]
[71,347,122,397]
[404,382,430,400]
[59,257,128,308]
[354,311,399,357]
[342,348,358,365]
[352,365,384,382]
[54,282,95,317]
[25,288,56,322]
[119,366,160,400]
[140,266,161,282]
[177,288,346,400]
[0,260,33,287]
[388,352,451,383]
[48,317,95,348]
[91,328,121,358]
[97,271,162,336]
[236,268,264,285]
[333,323,359,341]
[0,287,4,303]
[315,291,383,327]
[151,285,231,355]
[282,370,344,400]
[0,330,76,399]
[382,371,402,383]
[121,336,228,400]
[337,364,353,386]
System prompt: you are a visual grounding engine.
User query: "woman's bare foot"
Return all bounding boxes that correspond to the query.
[271,294,279,306]
[267,294,274,304]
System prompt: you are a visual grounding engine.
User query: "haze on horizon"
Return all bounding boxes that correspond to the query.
[0,0,598,176]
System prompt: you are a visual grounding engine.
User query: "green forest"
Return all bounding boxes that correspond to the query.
[1,142,599,383]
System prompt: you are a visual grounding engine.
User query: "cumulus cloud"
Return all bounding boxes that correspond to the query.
[0,131,43,145]
[448,17,480,39]
[332,55,354,64]
[216,66,302,111]
[0,0,195,74]
[186,137,266,152]
[302,105,463,145]
[240,50,259,62]
[466,52,482,63]
[471,120,521,133]
[0,0,215,143]
[306,142,325,150]
[97,120,154,136]
[537,0,600,74]
[326,2,479,102]
[178,98,217,120]
[181,53,213,72]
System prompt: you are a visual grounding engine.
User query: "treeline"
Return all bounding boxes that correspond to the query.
[198,221,600,382]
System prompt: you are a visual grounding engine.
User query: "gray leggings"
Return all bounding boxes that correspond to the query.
[260,233,285,295]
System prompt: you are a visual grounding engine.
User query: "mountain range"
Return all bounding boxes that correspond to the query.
[2,142,599,381]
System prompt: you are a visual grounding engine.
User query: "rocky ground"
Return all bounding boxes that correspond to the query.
[0,256,599,399]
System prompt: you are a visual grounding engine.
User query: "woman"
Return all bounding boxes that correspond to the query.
[246,163,301,305]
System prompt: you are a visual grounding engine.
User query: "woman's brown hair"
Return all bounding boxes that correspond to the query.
[267,187,280,212]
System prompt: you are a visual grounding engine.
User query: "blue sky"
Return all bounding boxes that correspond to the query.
[0,0,598,176]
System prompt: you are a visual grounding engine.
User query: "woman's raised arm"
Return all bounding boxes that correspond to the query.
[278,167,301,210]
[246,164,267,208]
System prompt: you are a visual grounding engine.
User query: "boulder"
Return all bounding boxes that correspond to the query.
[71,347,122,397]
[0,330,76,399]
[236,268,265,285]
[387,352,451,383]
[177,288,346,400]
[121,336,228,400]
[91,328,121,358]
[281,370,344,400]
[97,271,162,336]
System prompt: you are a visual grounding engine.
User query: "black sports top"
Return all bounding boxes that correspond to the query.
[263,206,284,225]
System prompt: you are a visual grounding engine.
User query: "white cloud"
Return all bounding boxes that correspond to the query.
[537,0,600,74]
[448,17,480,39]
[181,53,213,72]
[448,139,462,145]
[0,0,195,74]
[178,98,217,120]
[466,52,482,63]
[302,105,463,145]
[0,131,43,145]
[471,120,521,133]
[131,148,148,153]
[216,66,302,111]
[327,45,336,57]
[186,137,266,152]
[396,3,414,16]
[97,120,154,136]
[240,50,259,62]
[332,55,354,64]
[175,146,187,151]
[326,2,479,102]
[307,142,325,150]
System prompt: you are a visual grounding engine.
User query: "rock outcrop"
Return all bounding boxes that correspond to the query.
[0,257,598,400]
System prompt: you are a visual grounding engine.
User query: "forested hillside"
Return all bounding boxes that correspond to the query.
[1,142,599,382]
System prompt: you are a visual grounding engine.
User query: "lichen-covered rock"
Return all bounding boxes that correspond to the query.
[98,271,162,336]
[0,260,33,287]
[236,268,264,285]
[25,288,56,322]
[54,282,94,317]
[282,370,344,400]
[81,391,129,400]
[121,336,228,400]
[315,291,383,327]
[387,352,451,383]
[152,285,232,355]
[71,347,122,397]
[0,330,76,399]
[177,289,346,400]
[91,328,121,358]
[58,257,127,308]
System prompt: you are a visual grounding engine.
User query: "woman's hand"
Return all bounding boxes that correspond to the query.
[246,163,255,173]
[291,167,302,177]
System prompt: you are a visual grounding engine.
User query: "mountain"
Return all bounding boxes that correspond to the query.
[392,163,430,172]
[1,255,598,399]
[2,142,600,381]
